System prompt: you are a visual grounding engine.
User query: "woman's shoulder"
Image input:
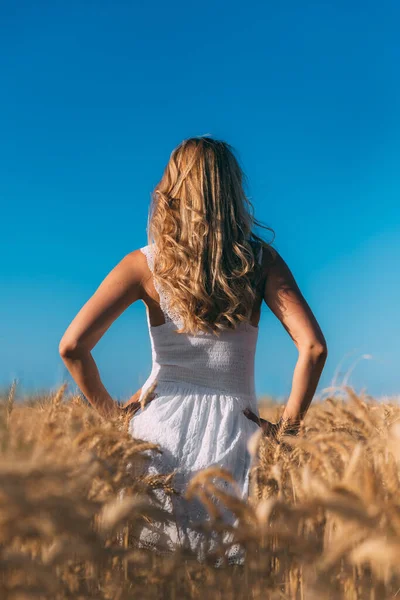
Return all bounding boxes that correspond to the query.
[251,239,278,270]
[261,242,278,264]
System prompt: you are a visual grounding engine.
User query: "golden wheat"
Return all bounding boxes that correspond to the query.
[0,383,398,599]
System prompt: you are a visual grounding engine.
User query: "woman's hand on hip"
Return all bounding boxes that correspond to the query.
[243,408,280,438]
[119,387,157,417]
[243,408,300,439]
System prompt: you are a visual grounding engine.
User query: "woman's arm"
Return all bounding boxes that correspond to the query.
[243,248,327,435]
[263,249,328,430]
[59,249,147,418]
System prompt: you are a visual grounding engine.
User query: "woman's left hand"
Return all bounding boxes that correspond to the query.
[119,387,157,417]
[119,389,141,416]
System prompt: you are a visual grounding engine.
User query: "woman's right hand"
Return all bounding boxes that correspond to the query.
[243,408,280,438]
[243,408,300,438]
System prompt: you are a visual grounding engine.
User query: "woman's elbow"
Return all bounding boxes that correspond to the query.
[300,339,328,359]
[59,337,85,359]
[316,342,328,361]
[313,336,328,356]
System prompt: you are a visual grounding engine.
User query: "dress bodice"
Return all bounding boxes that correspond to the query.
[139,243,262,401]
[145,318,258,398]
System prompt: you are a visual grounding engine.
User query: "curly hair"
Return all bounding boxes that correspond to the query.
[146,136,276,335]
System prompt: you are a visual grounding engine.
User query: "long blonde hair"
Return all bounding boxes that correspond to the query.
[147,136,276,334]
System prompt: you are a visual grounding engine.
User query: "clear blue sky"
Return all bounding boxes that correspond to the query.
[1,1,399,401]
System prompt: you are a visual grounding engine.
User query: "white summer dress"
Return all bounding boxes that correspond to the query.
[128,242,263,562]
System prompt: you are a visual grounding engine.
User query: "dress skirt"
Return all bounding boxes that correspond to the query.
[128,380,260,562]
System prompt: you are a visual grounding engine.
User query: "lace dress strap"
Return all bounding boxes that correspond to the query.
[249,239,263,266]
[256,241,263,265]
[140,245,183,326]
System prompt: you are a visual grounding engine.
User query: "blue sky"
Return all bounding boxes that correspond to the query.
[1,1,399,401]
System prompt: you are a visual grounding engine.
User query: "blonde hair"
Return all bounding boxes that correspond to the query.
[147,136,276,335]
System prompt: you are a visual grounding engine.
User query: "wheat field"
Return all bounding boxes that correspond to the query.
[0,382,399,599]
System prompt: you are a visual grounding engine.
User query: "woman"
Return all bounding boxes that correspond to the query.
[59,136,327,561]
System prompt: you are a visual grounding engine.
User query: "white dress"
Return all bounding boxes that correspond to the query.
[128,243,262,562]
